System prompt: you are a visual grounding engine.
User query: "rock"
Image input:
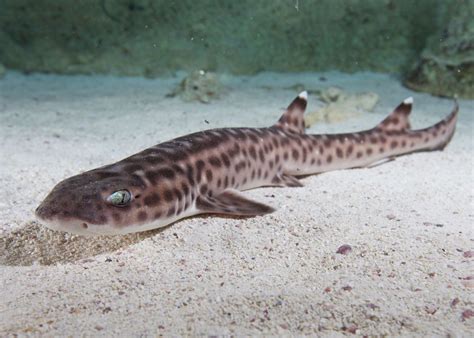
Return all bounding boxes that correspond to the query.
[305,87,379,126]
[404,2,474,99]
[336,244,352,255]
[168,70,223,103]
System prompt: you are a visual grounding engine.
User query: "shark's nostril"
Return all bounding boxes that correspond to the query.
[35,205,48,219]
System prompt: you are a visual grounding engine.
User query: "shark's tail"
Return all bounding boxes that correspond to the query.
[279,92,459,176]
[374,97,459,152]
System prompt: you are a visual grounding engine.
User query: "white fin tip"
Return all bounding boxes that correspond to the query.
[403,97,413,105]
[298,91,308,100]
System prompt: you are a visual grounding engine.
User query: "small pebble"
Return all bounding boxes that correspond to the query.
[463,250,473,258]
[451,298,460,308]
[461,309,473,321]
[343,324,357,333]
[425,305,438,315]
[336,244,352,255]
[386,214,396,220]
[342,285,352,291]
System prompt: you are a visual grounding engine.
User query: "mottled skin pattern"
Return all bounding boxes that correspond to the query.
[36,92,458,235]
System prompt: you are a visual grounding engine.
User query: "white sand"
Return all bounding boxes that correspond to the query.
[0,71,473,336]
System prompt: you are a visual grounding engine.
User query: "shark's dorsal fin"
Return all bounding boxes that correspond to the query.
[274,91,308,134]
[376,97,413,132]
[196,190,274,216]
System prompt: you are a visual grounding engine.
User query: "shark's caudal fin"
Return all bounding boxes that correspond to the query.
[374,96,458,151]
[274,91,308,133]
[376,97,413,132]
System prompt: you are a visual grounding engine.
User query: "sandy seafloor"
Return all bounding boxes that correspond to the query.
[0,71,473,336]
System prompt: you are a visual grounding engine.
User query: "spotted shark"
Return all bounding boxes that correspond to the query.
[35,92,458,235]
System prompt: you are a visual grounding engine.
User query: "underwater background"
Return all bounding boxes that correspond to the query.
[0,1,473,337]
[0,0,473,97]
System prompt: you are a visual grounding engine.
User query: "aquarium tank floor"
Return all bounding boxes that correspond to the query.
[0,71,473,336]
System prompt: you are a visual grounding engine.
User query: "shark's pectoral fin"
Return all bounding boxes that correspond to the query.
[271,173,303,187]
[196,190,275,216]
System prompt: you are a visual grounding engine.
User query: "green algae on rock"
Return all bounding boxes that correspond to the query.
[405,0,474,99]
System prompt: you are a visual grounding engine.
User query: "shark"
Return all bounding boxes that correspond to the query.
[35,92,458,235]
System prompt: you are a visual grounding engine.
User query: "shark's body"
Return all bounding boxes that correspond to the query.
[36,92,458,235]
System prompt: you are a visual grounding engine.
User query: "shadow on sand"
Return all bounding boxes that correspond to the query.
[0,221,165,266]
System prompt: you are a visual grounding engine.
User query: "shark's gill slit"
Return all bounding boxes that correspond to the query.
[35,91,458,235]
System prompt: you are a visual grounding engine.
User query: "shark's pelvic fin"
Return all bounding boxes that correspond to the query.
[196,190,275,216]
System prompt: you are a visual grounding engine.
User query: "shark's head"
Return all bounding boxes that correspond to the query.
[35,167,161,235]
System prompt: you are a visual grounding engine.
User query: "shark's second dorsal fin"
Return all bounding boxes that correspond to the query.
[274,91,308,134]
[376,97,413,132]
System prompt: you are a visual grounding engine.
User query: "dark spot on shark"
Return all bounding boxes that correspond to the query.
[158,168,175,180]
[137,211,148,222]
[249,146,257,160]
[186,164,195,185]
[206,170,213,182]
[144,193,160,207]
[166,207,175,217]
[145,171,160,184]
[181,182,190,195]
[221,153,231,167]
[209,156,222,168]
[292,149,299,160]
[95,171,121,179]
[347,145,354,156]
[164,190,173,202]
[123,164,143,174]
[174,188,183,201]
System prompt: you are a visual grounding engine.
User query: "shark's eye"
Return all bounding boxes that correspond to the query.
[107,190,132,207]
